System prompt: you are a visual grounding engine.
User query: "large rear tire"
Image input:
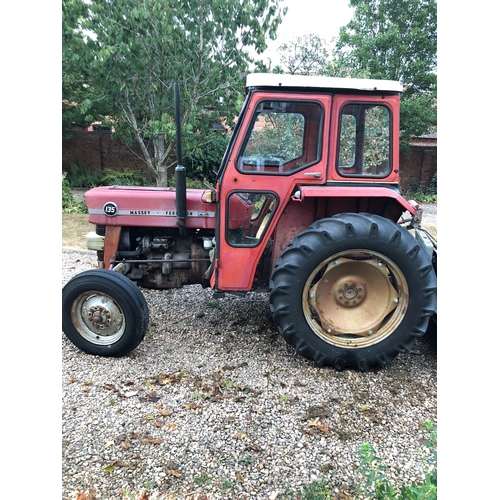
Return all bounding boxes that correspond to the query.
[62,269,149,356]
[269,213,437,371]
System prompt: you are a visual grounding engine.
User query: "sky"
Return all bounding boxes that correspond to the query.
[260,0,355,65]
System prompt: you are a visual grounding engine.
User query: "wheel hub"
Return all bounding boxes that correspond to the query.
[335,278,366,308]
[89,306,111,329]
[72,292,125,345]
[306,255,404,344]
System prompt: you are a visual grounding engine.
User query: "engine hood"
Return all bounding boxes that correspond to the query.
[85,186,216,229]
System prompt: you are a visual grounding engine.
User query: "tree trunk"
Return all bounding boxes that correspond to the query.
[157,162,169,187]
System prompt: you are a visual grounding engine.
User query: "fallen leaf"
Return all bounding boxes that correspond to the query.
[165,459,179,469]
[159,408,173,416]
[306,405,331,419]
[75,493,97,500]
[124,391,139,398]
[114,434,127,444]
[167,422,178,431]
[359,404,371,412]
[307,418,329,434]
[101,463,116,474]
[67,376,77,384]
[156,370,186,385]
[153,418,164,428]
[141,435,163,445]
[246,443,262,451]
[308,418,320,427]
[145,390,160,402]
[168,469,182,477]
[182,402,201,410]
[235,432,247,439]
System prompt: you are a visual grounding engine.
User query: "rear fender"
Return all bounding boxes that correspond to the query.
[271,185,418,266]
[292,185,417,216]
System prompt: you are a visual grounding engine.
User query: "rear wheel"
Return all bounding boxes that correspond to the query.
[269,213,436,371]
[62,269,149,356]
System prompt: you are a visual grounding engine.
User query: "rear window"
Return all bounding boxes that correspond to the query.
[338,103,392,177]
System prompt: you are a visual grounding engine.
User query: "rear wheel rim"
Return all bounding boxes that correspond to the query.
[71,291,126,346]
[302,249,409,349]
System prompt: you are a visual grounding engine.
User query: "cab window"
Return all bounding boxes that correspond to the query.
[237,100,323,174]
[338,104,391,177]
[226,192,277,247]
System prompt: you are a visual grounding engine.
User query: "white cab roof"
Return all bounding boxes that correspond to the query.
[246,73,403,93]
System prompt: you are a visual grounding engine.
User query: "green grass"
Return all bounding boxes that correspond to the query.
[62,213,94,249]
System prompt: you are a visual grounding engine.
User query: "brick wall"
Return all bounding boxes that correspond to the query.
[62,127,150,175]
[398,137,437,192]
[63,128,437,191]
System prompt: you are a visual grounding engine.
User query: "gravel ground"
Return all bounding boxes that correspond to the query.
[417,203,436,228]
[62,247,437,500]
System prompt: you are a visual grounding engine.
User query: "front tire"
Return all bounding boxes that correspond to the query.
[62,269,149,356]
[269,213,437,371]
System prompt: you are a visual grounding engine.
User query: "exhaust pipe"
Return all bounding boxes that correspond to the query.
[174,82,187,237]
[175,165,187,233]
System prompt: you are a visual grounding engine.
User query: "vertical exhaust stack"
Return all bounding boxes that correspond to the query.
[174,82,187,237]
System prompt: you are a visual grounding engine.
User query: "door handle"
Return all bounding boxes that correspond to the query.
[303,172,322,178]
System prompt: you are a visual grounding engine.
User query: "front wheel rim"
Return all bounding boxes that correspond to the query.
[302,249,409,349]
[71,291,126,345]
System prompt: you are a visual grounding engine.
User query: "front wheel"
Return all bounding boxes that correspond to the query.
[269,213,437,371]
[62,269,149,356]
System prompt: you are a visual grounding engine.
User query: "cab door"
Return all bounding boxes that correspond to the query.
[213,92,332,291]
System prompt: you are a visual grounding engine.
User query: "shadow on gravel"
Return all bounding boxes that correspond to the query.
[423,317,437,354]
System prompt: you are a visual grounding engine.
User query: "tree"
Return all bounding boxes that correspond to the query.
[62,0,285,186]
[336,0,437,145]
[277,34,330,75]
[63,0,113,138]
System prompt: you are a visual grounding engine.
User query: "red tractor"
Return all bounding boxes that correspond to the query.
[62,73,437,371]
